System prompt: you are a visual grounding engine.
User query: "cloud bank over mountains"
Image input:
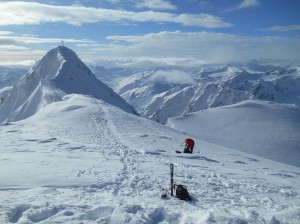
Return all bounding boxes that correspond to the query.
[2,30,299,68]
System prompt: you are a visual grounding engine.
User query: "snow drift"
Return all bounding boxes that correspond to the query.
[0,46,136,124]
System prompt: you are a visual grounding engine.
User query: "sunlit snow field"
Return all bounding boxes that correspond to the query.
[1,95,299,223]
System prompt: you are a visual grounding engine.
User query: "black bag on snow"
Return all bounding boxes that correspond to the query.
[174,184,191,200]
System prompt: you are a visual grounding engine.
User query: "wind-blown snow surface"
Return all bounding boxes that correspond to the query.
[167,100,300,167]
[1,95,299,223]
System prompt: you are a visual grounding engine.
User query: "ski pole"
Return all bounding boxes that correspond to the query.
[170,163,174,196]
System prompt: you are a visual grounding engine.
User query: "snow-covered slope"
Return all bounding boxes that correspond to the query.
[0,94,299,223]
[167,100,300,167]
[0,46,136,124]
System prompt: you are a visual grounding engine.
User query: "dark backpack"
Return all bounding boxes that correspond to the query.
[174,184,191,201]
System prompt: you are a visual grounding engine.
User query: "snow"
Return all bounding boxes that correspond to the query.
[0,95,300,223]
[167,100,300,167]
[0,47,299,223]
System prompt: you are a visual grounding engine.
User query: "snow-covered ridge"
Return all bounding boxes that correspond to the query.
[0,46,136,124]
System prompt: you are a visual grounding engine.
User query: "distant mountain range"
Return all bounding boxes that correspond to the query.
[99,61,299,124]
[1,57,299,125]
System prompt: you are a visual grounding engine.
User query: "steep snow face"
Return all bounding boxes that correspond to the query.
[167,100,300,167]
[0,46,136,124]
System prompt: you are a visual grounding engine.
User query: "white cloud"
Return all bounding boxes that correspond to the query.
[136,0,176,11]
[260,24,300,32]
[224,0,260,12]
[150,69,194,85]
[238,0,260,8]
[104,0,121,4]
[0,1,232,28]
[0,31,14,35]
[100,31,300,62]
[1,30,299,66]
[0,33,96,66]
[95,57,207,69]
[0,49,45,68]
[72,0,82,6]
[0,34,95,46]
[0,45,29,50]
[105,31,246,57]
[0,59,36,68]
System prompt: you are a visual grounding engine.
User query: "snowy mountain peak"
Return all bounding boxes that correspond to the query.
[0,46,136,124]
[27,46,89,80]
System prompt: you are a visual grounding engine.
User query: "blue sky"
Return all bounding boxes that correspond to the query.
[0,0,300,67]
